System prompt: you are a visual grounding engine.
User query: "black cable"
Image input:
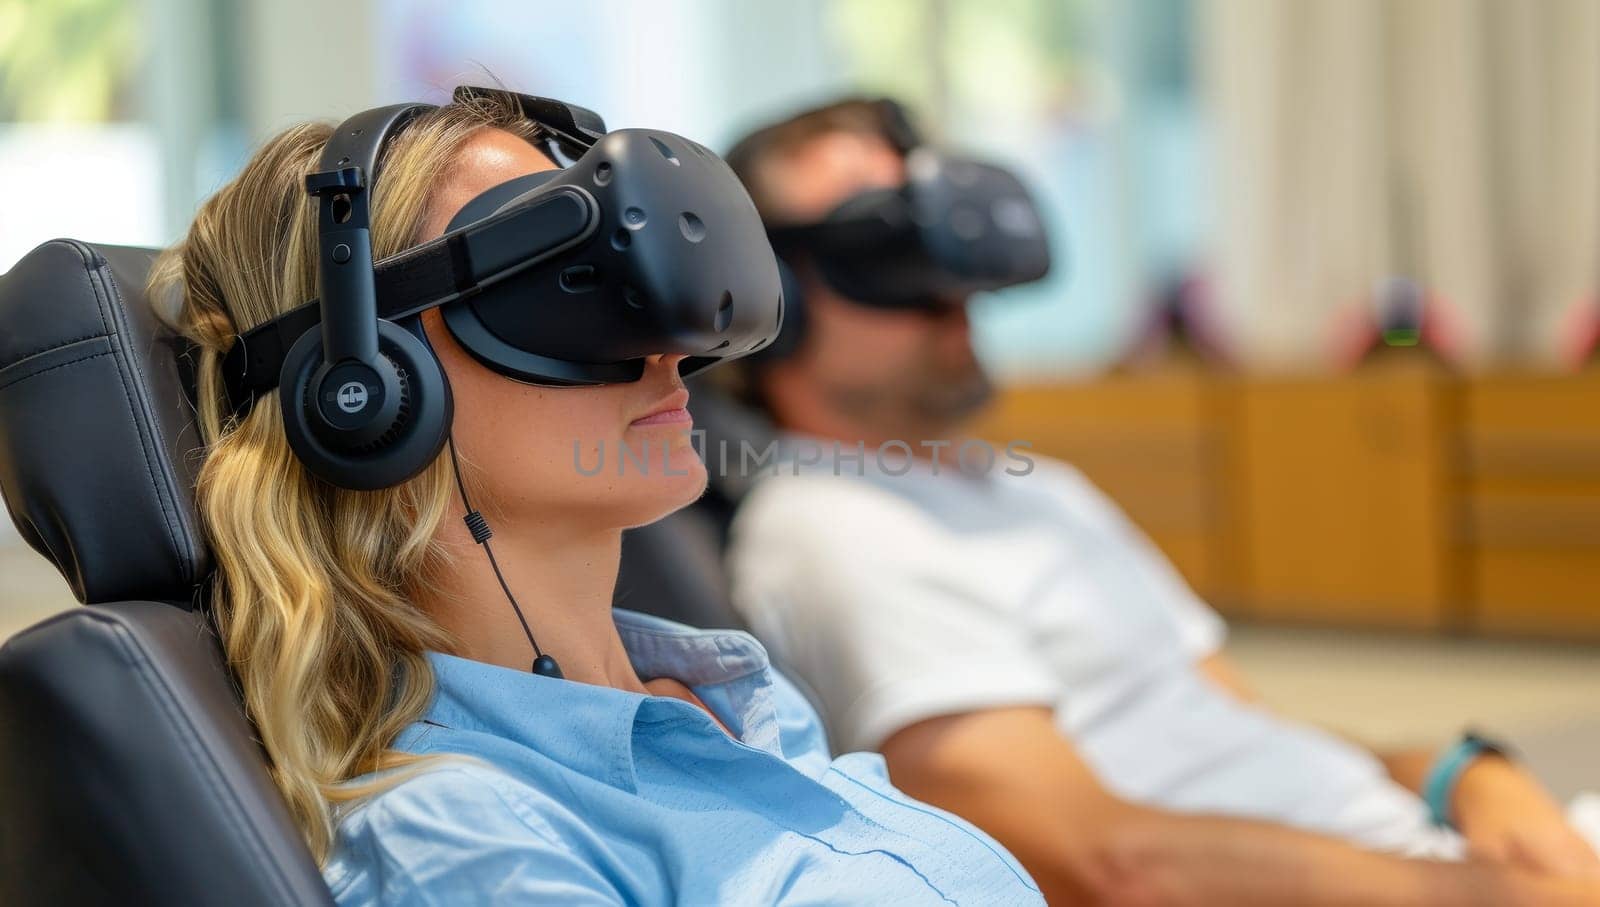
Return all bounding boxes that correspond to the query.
[445,434,561,677]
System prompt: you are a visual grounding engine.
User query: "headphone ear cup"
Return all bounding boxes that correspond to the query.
[279,319,452,490]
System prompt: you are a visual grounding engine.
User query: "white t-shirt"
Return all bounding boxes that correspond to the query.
[727,452,1460,858]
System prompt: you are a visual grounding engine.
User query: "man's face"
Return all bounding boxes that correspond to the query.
[766,131,993,442]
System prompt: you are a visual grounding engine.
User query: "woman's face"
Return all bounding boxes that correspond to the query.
[415,127,707,532]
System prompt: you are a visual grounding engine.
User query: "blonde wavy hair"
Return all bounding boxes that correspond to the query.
[152,92,541,864]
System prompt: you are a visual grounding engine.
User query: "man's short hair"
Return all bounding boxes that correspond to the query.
[725,97,914,223]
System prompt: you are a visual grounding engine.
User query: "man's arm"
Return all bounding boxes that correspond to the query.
[880,706,1600,906]
[1197,653,1600,878]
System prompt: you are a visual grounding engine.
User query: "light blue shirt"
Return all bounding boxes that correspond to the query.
[322,609,1041,905]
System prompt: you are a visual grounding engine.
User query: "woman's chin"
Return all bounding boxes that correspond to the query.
[660,451,710,500]
[618,456,708,529]
[567,428,708,524]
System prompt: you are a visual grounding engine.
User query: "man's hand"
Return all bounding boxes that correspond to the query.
[1454,755,1600,878]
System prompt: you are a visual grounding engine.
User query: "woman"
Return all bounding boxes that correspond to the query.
[155,90,1042,904]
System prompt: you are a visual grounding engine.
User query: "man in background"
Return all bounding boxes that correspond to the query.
[718,98,1600,906]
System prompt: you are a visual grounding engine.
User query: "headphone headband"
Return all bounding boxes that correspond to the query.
[319,103,434,195]
[304,104,434,375]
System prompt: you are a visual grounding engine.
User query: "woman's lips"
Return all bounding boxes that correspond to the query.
[629,407,692,427]
[631,388,691,427]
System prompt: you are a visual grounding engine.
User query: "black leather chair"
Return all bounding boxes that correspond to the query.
[0,240,334,905]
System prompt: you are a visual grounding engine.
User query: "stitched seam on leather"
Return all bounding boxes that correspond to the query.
[76,242,113,338]
[0,349,113,393]
[101,258,194,572]
[0,241,112,375]
[105,257,197,579]
[102,614,304,904]
[0,331,108,373]
[89,256,190,584]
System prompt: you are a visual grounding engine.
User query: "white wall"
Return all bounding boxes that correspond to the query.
[241,0,379,139]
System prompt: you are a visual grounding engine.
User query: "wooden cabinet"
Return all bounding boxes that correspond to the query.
[979,362,1600,639]
[1458,371,1600,637]
[1231,361,1455,630]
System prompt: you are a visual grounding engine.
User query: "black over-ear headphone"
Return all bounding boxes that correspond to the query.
[278,102,452,490]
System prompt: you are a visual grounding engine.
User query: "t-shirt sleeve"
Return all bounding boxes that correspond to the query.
[325,766,624,906]
[728,478,1060,755]
[1040,460,1227,659]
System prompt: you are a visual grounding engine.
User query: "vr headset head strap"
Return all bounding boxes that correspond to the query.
[452,85,607,163]
[221,92,610,416]
[220,185,598,416]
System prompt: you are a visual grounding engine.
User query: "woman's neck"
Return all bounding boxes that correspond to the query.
[419,506,648,694]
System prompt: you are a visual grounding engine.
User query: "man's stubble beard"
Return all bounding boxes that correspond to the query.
[822,354,995,444]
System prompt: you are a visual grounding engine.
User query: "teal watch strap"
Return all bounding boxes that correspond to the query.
[1422,732,1508,829]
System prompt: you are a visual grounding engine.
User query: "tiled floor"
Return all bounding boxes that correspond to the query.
[1223,622,1600,800]
[4,543,1597,797]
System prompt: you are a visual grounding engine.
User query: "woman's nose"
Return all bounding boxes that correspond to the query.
[644,353,689,377]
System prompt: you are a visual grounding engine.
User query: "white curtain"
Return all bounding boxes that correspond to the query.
[1202,0,1600,368]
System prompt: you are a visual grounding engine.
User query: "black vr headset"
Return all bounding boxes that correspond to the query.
[221,86,783,490]
[756,99,1052,360]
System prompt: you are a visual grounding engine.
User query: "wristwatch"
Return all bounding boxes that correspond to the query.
[1422,729,1515,830]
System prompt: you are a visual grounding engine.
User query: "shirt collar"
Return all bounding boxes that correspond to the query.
[418,608,784,792]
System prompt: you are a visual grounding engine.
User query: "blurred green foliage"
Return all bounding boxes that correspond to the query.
[0,0,142,121]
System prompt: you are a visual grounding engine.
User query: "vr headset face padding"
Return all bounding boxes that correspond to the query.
[440,129,784,385]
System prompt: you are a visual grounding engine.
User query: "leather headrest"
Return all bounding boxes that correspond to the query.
[0,240,210,605]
